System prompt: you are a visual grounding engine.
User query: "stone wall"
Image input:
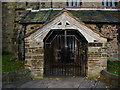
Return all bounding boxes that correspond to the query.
[87,24,120,61]
[82,2,120,8]
[16,2,26,9]
[25,24,42,35]
[2,2,16,54]
[23,13,108,78]
[118,29,120,60]
[2,69,32,84]
[25,39,107,78]
[3,2,118,78]
[27,2,39,10]
[39,1,120,8]
[81,2,103,8]
[8,1,120,9]
[2,2,120,55]
[52,2,67,8]
[25,39,44,78]
[87,42,107,78]
[100,70,120,87]
[40,2,51,8]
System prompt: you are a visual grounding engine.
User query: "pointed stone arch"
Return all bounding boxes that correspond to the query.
[25,11,107,44]
[43,29,88,76]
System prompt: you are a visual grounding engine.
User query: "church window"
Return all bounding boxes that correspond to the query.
[67,0,82,7]
[102,0,117,7]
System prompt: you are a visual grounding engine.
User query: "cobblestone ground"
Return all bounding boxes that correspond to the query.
[3,77,109,89]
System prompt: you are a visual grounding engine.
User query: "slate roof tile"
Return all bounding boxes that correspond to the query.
[19,10,120,24]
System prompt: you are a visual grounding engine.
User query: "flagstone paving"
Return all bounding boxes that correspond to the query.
[3,77,109,89]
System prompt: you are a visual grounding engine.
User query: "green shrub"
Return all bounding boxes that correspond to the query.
[107,61,120,75]
[2,55,25,72]
[2,51,12,55]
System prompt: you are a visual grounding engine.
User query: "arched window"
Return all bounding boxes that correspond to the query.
[102,0,117,7]
[67,0,82,7]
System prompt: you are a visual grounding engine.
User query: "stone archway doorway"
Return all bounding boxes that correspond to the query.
[44,29,88,77]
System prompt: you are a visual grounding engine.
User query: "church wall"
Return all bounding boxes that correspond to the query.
[27,2,40,10]
[12,1,120,9]
[24,23,119,61]
[39,1,120,8]
[39,2,52,8]
[82,2,103,8]
[87,43,107,78]
[118,29,120,61]
[2,1,120,55]
[16,2,26,9]
[52,2,67,8]
[2,2,16,54]
[25,39,44,78]
[2,2,119,79]
[87,24,120,61]
[24,35,107,78]
[25,24,43,35]
[24,19,108,78]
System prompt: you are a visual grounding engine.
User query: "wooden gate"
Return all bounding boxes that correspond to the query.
[44,29,88,77]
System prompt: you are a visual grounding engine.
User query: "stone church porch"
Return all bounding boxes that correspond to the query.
[24,10,107,78]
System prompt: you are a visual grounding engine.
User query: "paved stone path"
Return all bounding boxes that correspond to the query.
[3,77,109,88]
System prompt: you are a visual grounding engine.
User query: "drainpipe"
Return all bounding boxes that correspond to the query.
[18,24,26,60]
[22,24,26,60]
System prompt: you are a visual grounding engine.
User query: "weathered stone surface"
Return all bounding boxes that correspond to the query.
[25,39,44,77]
[87,42,107,78]
[2,69,32,84]
[100,70,120,87]
[88,24,120,61]
[2,2,16,54]
[23,11,108,78]
[2,2,120,81]
[3,2,120,79]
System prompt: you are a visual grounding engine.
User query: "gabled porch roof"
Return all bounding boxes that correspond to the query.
[24,10,107,43]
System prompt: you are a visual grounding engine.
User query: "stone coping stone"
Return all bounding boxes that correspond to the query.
[100,70,120,88]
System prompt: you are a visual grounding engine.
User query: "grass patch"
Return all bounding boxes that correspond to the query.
[107,61,120,75]
[2,55,25,72]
